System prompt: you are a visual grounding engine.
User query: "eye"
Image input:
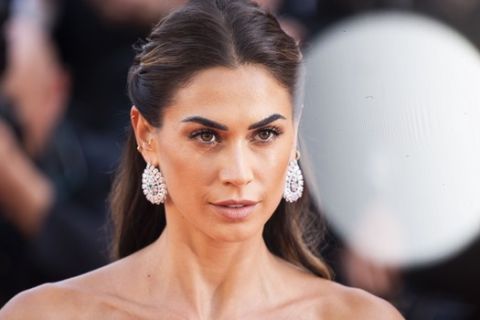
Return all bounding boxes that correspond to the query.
[190,129,220,144]
[257,130,273,141]
[253,127,282,143]
[199,131,215,143]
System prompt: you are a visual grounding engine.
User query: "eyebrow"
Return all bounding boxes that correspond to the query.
[181,116,228,130]
[181,113,286,131]
[248,114,286,130]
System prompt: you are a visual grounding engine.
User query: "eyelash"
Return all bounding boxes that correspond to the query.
[189,126,283,145]
[253,126,283,143]
[189,129,219,145]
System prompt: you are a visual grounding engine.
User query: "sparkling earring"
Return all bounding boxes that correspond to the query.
[283,155,304,203]
[142,163,167,204]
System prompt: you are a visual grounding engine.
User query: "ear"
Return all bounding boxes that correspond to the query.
[131,106,157,165]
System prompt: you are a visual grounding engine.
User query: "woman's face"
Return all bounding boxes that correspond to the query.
[136,64,296,242]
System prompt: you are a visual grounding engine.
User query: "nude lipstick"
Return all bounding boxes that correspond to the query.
[210,200,258,221]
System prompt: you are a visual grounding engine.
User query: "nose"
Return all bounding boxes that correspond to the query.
[219,142,254,187]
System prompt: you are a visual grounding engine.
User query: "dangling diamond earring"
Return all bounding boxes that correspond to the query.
[142,162,167,204]
[283,152,304,203]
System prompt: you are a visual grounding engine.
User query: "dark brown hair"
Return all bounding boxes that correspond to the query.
[110,0,331,279]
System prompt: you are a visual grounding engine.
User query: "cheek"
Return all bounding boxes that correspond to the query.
[263,150,288,178]
[256,143,292,201]
[158,142,214,202]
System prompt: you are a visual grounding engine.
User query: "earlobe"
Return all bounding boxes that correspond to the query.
[136,138,153,152]
[289,149,300,162]
[290,139,298,161]
[289,149,297,162]
[131,106,156,162]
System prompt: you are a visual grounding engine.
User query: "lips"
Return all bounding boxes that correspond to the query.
[210,200,258,221]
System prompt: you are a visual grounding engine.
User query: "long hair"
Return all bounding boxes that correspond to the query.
[110,0,331,279]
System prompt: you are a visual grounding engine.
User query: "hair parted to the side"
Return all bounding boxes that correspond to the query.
[110,0,331,279]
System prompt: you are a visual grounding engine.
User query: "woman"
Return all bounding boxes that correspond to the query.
[0,0,403,318]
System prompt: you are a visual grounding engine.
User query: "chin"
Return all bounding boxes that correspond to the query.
[207,223,263,243]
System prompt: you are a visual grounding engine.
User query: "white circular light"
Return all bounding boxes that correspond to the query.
[301,12,480,267]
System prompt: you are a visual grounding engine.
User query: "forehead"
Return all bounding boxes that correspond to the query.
[163,64,293,124]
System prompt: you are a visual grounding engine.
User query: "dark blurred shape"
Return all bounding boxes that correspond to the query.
[0,0,10,75]
[0,0,157,306]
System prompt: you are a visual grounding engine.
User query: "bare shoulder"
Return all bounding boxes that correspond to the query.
[0,283,81,320]
[0,259,131,320]
[309,278,404,320]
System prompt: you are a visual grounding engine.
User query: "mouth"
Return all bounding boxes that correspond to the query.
[210,200,259,221]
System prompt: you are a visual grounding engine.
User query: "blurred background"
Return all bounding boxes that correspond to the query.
[0,0,479,319]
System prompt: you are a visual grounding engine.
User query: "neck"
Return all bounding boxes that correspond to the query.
[141,223,285,319]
